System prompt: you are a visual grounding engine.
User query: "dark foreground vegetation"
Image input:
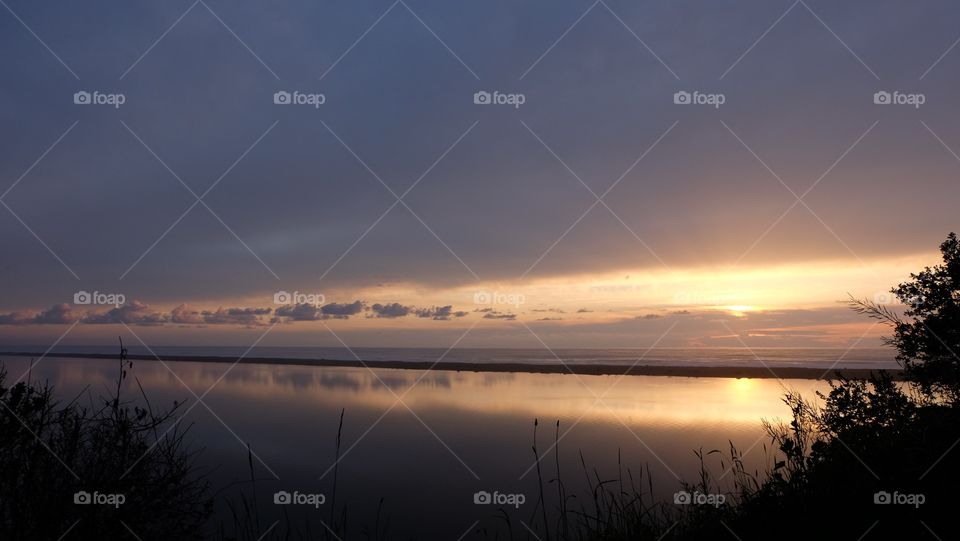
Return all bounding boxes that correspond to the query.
[1,233,959,540]
[0,343,211,540]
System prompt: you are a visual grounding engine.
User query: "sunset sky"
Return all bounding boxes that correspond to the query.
[1,0,958,348]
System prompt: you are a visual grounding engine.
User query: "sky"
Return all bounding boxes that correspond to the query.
[1,0,958,349]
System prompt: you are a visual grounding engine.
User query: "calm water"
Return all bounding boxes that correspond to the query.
[0,345,898,368]
[1,354,833,538]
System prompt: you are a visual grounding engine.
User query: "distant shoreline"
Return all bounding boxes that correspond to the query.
[0,351,903,380]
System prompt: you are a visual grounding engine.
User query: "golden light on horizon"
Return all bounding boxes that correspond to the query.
[20,251,931,349]
[721,305,758,317]
[730,377,756,394]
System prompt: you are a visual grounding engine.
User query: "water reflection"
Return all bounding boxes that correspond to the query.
[1,355,828,539]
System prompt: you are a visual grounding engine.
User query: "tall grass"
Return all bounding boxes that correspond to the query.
[511,419,769,541]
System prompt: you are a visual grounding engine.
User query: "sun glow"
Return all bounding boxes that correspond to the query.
[730,378,756,394]
[54,252,933,349]
[721,305,758,317]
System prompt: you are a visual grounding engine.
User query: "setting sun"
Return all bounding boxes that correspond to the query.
[721,305,758,317]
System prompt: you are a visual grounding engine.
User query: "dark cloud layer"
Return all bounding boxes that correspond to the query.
[0,304,80,325]
[82,301,168,325]
[371,303,412,318]
[199,307,273,326]
[273,303,323,321]
[2,0,958,314]
[321,301,366,317]
[2,1,958,353]
[0,299,476,327]
[414,305,467,320]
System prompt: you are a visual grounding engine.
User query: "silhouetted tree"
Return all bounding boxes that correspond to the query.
[711,233,960,540]
[851,232,960,402]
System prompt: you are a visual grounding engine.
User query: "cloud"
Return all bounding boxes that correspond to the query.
[274,300,462,322]
[0,301,275,327]
[0,304,82,325]
[273,300,367,321]
[636,314,662,320]
[34,304,82,324]
[82,302,273,326]
[0,312,30,325]
[273,303,324,321]
[414,305,467,320]
[199,307,272,326]
[371,302,412,318]
[169,304,273,326]
[0,302,174,326]
[81,301,168,325]
[321,301,365,318]
[483,312,516,321]
[0,298,470,327]
[170,304,205,324]
[576,308,594,313]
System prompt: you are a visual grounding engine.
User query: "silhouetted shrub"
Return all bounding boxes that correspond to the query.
[0,345,211,540]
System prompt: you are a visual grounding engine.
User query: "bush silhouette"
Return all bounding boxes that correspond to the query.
[711,234,960,540]
[0,343,211,540]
